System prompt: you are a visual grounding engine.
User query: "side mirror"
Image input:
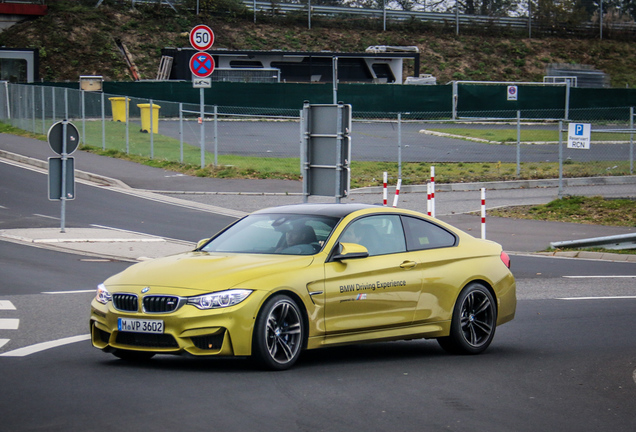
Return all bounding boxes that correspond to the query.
[332,242,369,261]
[196,238,211,250]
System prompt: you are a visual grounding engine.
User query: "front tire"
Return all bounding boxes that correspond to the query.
[252,295,304,371]
[438,283,497,355]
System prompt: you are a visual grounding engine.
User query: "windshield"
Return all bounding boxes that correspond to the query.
[201,213,340,255]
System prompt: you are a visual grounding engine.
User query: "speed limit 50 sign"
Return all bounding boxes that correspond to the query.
[190,25,214,51]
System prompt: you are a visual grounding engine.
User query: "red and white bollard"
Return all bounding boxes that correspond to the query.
[430,166,436,218]
[392,178,402,208]
[382,172,388,206]
[426,182,432,216]
[481,188,486,239]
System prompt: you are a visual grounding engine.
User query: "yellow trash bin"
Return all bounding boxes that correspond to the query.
[108,97,129,122]
[137,103,161,134]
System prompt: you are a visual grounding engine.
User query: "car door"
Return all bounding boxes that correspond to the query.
[400,215,463,324]
[323,214,423,334]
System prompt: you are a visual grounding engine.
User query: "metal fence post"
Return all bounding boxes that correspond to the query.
[64,88,68,121]
[40,85,45,135]
[3,82,10,121]
[452,81,458,120]
[81,89,85,146]
[101,92,105,150]
[558,120,563,199]
[301,103,309,203]
[631,106,634,174]
[564,81,570,121]
[516,110,521,176]
[214,105,218,167]
[397,112,402,179]
[52,87,56,123]
[179,102,183,162]
[125,96,130,154]
[31,85,35,133]
[150,98,154,159]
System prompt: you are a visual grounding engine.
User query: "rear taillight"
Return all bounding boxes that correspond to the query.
[500,251,511,269]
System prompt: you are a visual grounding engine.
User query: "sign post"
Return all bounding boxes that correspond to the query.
[47,120,80,233]
[189,25,216,169]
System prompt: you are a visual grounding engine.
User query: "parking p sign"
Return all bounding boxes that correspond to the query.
[567,123,591,149]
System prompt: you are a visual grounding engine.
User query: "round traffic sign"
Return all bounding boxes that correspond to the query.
[189,25,214,51]
[189,52,215,78]
[47,121,80,155]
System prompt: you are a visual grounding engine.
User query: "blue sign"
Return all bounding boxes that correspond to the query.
[189,52,215,78]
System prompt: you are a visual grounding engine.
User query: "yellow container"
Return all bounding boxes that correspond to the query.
[137,103,161,134]
[108,97,129,122]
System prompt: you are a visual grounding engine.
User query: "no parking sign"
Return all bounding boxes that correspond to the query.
[507,85,518,101]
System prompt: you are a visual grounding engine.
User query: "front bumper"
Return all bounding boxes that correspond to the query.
[89,291,266,357]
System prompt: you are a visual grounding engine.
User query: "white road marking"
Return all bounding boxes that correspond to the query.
[558,296,636,301]
[563,275,636,278]
[0,339,9,349]
[33,213,60,220]
[0,334,90,357]
[0,319,19,330]
[42,290,95,294]
[90,223,193,245]
[0,300,16,310]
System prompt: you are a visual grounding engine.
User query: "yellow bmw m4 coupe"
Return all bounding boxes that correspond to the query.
[90,203,516,370]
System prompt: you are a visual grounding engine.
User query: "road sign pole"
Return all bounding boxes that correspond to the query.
[60,119,68,233]
[200,88,205,169]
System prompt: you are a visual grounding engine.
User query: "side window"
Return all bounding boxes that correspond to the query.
[340,215,406,256]
[402,216,457,251]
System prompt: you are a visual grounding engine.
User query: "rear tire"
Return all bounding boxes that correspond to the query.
[252,295,304,371]
[438,283,497,355]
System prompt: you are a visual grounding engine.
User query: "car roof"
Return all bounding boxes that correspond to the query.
[253,203,381,219]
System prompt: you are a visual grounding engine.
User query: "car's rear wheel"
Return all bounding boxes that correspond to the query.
[112,349,155,362]
[252,294,304,370]
[438,282,497,355]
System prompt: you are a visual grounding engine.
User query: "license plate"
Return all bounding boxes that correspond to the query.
[118,317,164,334]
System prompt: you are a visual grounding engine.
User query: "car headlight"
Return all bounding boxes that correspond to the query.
[96,283,112,304]
[187,289,252,310]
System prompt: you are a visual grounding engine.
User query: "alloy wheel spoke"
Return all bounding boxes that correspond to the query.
[280,322,301,336]
[276,336,294,361]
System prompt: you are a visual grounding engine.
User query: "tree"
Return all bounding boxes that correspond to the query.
[456,0,521,15]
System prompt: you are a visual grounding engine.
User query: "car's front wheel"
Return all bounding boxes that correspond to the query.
[438,282,497,355]
[252,294,304,370]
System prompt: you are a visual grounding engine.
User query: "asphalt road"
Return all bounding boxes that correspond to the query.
[155,119,633,163]
[1,157,635,431]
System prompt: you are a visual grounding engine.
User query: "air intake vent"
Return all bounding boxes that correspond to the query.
[143,296,181,313]
[113,294,138,312]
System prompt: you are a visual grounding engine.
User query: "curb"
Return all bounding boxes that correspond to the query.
[353,175,636,194]
[0,149,129,189]
[533,250,636,262]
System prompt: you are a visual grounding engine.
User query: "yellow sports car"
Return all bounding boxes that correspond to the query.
[90,203,516,370]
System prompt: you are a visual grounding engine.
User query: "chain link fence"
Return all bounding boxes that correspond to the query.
[1,83,634,197]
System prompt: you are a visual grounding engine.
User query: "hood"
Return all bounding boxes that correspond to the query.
[105,251,315,294]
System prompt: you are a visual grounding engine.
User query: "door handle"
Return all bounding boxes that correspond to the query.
[399,260,417,269]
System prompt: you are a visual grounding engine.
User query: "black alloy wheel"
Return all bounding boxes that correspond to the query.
[253,295,304,370]
[438,282,497,355]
